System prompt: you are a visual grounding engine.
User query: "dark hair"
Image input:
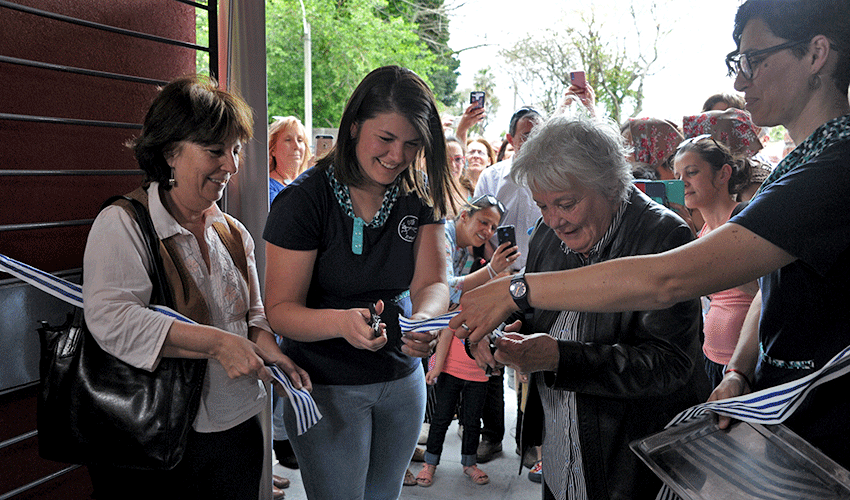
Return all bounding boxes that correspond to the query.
[496,140,512,162]
[630,162,659,181]
[461,194,506,223]
[129,75,254,188]
[729,0,850,93]
[675,138,751,196]
[701,92,746,112]
[508,107,542,136]
[315,65,459,218]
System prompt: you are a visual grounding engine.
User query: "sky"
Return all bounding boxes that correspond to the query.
[447,0,744,139]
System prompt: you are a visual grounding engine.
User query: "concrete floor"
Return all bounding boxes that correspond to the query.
[275,374,542,499]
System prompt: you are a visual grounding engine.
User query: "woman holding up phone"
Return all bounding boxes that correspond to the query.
[263,65,461,499]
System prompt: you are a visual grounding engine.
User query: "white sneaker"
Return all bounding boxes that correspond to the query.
[418,422,430,445]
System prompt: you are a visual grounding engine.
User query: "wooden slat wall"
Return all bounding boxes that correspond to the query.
[0,1,200,497]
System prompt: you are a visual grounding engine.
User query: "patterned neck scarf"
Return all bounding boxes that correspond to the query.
[326,165,400,255]
[756,114,850,196]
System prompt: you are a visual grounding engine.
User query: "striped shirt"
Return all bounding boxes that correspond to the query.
[538,199,627,500]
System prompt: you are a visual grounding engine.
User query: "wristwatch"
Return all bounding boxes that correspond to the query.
[509,273,531,311]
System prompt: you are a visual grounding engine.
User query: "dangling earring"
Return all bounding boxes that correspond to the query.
[169,167,177,187]
[808,74,822,91]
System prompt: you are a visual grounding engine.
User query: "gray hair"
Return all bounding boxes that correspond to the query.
[510,115,633,204]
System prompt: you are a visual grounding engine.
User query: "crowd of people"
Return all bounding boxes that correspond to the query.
[78,0,850,498]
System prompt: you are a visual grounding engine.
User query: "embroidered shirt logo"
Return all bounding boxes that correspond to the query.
[398,215,419,242]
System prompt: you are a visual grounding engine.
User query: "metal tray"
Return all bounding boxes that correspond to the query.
[630,414,850,499]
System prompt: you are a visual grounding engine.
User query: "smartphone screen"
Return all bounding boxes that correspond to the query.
[661,180,685,206]
[634,180,684,207]
[497,225,517,256]
[470,91,486,109]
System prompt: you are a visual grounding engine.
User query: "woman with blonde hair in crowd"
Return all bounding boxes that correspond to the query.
[268,116,312,203]
[465,137,496,187]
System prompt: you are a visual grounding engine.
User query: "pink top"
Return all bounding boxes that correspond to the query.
[442,335,488,383]
[699,224,756,364]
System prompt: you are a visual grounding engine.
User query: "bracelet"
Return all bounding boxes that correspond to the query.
[724,368,752,390]
[486,263,496,279]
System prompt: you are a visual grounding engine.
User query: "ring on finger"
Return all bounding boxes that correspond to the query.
[461,323,470,330]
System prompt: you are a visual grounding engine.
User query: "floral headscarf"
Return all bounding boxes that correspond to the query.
[628,117,684,168]
[682,108,763,157]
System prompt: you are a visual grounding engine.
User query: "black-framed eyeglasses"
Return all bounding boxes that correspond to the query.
[677,133,720,151]
[470,194,506,216]
[725,39,807,80]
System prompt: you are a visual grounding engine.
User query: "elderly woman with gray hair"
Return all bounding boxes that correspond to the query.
[468,115,709,500]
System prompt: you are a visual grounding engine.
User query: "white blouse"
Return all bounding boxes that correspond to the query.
[83,182,269,432]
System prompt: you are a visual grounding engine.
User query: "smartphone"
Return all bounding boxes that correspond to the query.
[570,70,586,89]
[315,135,334,158]
[497,225,517,256]
[661,180,685,206]
[633,180,684,207]
[470,91,486,110]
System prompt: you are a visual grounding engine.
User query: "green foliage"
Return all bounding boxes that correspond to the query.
[266,0,450,128]
[382,0,460,106]
[196,7,210,76]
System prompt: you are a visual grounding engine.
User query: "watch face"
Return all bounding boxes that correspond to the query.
[510,280,527,298]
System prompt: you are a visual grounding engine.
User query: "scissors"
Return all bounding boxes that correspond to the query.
[368,302,381,338]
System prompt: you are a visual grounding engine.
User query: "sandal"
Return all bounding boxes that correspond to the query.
[403,468,417,486]
[528,459,543,483]
[416,463,436,487]
[463,464,490,485]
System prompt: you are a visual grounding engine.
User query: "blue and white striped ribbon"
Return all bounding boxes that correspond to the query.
[656,343,850,500]
[1,253,321,436]
[397,310,460,332]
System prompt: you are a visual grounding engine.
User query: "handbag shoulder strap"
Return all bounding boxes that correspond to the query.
[101,192,174,308]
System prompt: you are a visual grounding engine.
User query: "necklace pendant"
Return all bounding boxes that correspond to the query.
[352,217,365,255]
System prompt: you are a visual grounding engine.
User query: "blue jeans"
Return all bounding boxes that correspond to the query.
[272,387,289,441]
[425,372,488,467]
[284,368,425,500]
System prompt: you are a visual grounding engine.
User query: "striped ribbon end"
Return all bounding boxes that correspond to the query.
[398,310,460,332]
[269,365,322,436]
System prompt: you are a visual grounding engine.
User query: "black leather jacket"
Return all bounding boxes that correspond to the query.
[524,187,710,500]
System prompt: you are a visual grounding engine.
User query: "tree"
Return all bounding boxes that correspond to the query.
[455,66,501,137]
[266,0,447,128]
[499,2,667,125]
[381,0,461,107]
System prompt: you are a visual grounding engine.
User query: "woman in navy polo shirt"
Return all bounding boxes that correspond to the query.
[264,66,459,499]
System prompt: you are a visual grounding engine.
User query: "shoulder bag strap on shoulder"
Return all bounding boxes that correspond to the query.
[100,195,175,308]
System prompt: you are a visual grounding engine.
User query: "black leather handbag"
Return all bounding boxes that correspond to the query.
[37,196,207,470]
